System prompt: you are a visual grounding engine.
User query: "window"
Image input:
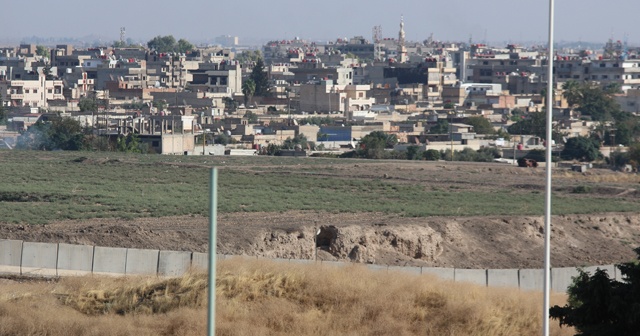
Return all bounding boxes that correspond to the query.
[483,61,488,65]
[600,63,606,68]
[152,141,159,147]
[48,89,52,93]
[25,89,29,93]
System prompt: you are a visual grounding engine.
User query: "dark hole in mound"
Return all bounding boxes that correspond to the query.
[316,226,339,249]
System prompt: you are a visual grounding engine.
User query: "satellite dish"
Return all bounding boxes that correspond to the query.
[154,81,160,88]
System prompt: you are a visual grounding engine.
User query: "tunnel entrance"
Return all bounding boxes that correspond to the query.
[316,226,339,250]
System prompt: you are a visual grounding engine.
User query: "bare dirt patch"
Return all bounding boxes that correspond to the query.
[2,211,640,269]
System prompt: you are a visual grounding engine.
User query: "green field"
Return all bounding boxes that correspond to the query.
[0,150,638,224]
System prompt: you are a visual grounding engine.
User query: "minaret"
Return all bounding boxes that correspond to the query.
[398,15,407,63]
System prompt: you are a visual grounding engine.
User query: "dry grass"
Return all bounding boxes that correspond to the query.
[557,170,640,183]
[0,259,573,336]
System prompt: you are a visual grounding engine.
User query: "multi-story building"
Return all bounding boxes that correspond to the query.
[299,80,374,114]
[0,73,64,107]
[289,60,353,85]
[187,61,242,95]
[555,58,640,91]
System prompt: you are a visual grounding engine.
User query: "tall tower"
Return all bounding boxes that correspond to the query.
[120,27,126,45]
[398,15,407,63]
[373,25,382,61]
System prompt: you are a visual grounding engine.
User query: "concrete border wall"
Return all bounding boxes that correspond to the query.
[519,269,544,291]
[191,252,209,271]
[487,269,519,288]
[21,242,58,276]
[158,251,192,277]
[0,239,23,275]
[57,243,94,276]
[0,240,627,293]
[93,246,127,275]
[552,267,581,293]
[454,268,487,286]
[125,248,160,275]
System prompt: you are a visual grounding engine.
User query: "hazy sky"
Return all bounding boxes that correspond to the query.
[2,0,639,45]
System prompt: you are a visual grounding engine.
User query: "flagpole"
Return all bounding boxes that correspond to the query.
[208,168,218,336]
[543,0,555,335]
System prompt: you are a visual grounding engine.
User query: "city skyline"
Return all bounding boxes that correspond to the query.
[2,0,639,46]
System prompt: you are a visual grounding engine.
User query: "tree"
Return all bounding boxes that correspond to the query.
[575,82,621,121]
[508,111,545,137]
[406,145,423,160]
[550,247,640,335]
[282,134,309,150]
[17,117,86,151]
[116,133,142,153]
[242,78,256,105]
[301,116,334,126]
[429,119,450,134]
[628,143,640,168]
[78,97,97,112]
[235,50,262,63]
[176,39,195,53]
[35,45,48,58]
[152,100,167,112]
[147,35,194,53]
[0,93,6,125]
[214,133,235,145]
[562,80,583,109]
[463,116,494,134]
[510,108,526,122]
[423,149,441,161]
[357,131,397,159]
[250,58,270,96]
[112,40,127,48]
[147,35,176,52]
[223,97,238,112]
[561,136,600,162]
[244,111,258,123]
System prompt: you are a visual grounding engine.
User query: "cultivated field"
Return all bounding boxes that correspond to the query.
[0,259,574,336]
[1,149,640,268]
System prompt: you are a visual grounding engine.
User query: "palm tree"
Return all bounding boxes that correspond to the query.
[242,79,256,106]
[561,80,582,109]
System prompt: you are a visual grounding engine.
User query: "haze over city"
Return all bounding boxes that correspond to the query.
[2,0,639,45]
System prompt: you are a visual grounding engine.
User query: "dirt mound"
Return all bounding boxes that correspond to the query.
[2,211,640,269]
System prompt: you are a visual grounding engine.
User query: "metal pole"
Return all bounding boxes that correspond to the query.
[513,138,517,165]
[543,1,555,335]
[207,168,218,336]
[450,122,454,161]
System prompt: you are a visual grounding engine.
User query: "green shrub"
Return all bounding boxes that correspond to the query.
[423,149,441,161]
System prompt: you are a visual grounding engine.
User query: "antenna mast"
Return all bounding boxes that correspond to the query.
[120,27,126,44]
[373,25,382,61]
